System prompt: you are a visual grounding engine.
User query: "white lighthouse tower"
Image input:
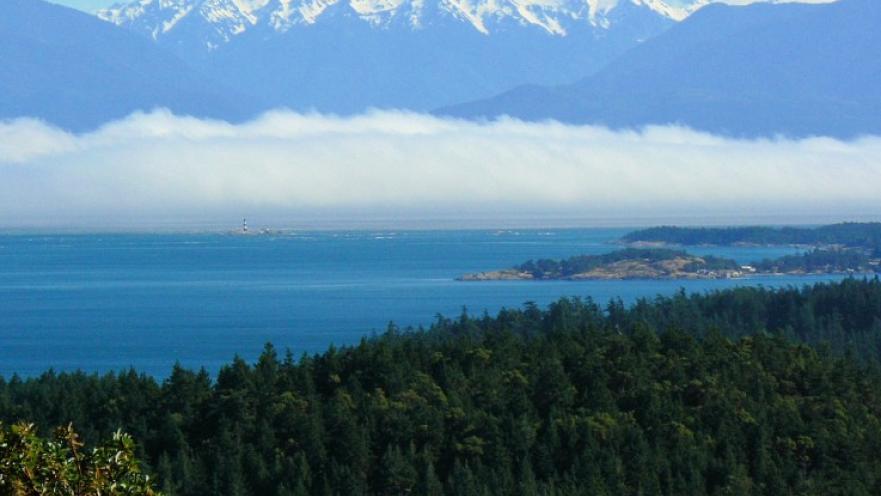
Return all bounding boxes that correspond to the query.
[242,217,248,234]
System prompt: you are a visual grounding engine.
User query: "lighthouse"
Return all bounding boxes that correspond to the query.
[242,217,248,234]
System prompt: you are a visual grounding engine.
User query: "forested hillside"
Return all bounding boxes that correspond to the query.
[2,278,881,495]
[621,222,881,249]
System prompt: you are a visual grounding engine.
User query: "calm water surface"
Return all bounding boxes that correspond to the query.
[0,229,849,377]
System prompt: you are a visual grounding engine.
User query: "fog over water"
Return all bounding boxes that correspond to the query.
[1,109,880,229]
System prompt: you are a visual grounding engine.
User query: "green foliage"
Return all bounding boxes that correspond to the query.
[0,422,157,495]
[2,279,881,495]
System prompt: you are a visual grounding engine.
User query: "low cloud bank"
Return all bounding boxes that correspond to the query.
[1,109,880,228]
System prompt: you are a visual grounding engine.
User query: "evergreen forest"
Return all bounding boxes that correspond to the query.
[3,278,881,495]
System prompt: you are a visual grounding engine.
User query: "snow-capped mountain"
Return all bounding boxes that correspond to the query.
[99,0,692,51]
[3,0,856,134]
[94,0,688,114]
[440,0,875,138]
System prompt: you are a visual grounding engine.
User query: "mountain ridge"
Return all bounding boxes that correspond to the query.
[438,0,880,138]
[0,0,251,131]
[97,0,694,51]
[91,0,685,114]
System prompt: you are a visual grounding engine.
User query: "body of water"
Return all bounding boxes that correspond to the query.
[0,229,850,377]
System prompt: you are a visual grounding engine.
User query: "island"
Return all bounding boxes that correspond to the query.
[620,222,881,250]
[459,247,880,281]
[460,248,746,281]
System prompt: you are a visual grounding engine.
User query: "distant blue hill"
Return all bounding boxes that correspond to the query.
[439,0,881,138]
[0,0,250,131]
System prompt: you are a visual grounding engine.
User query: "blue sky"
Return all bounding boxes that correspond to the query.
[49,0,114,12]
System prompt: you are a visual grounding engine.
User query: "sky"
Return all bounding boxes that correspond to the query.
[1,109,879,229]
[49,0,112,12]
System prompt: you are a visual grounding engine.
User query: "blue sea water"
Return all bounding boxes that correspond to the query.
[0,229,851,378]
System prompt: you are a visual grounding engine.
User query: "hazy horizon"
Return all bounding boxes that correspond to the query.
[2,212,880,233]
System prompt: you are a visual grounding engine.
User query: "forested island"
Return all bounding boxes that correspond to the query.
[621,222,881,249]
[4,278,881,495]
[460,248,744,280]
[460,247,880,281]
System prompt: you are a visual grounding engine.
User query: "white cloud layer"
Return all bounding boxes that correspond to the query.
[1,109,880,228]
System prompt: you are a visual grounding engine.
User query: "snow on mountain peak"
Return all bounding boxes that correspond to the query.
[98,0,689,46]
[635,0,690,21]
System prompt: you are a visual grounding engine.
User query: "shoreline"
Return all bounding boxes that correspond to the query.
[458,269,875,282]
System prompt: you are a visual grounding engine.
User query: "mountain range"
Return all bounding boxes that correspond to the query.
[2,0,878,138]
[98,0,695,51]
[96,0,692,113]
[441,0,881,138]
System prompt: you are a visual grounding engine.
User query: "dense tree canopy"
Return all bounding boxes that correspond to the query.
[2,278,881,495]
